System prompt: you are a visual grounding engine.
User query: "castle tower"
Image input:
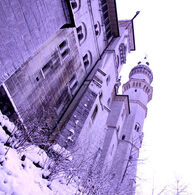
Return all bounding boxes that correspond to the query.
[102,58,153,195]
[123,58,153,128]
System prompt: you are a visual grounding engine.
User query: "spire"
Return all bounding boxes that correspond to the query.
[137,55,150,66]
[131,11,140,21]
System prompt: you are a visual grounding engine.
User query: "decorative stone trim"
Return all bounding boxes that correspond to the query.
[129,64,153,83]
[122,78,153,102]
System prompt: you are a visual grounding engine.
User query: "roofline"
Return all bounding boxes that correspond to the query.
[114,86,130,114]
[131,20,136,51]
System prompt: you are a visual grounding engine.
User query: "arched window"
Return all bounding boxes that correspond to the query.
[146,86,148,92]
[58,40,70,60]
[70,0,80,12]
[94,21,101,36]
[83,51,92,69]
[122,135,126,140]
[76,23,87,44]
[119,43,127,64]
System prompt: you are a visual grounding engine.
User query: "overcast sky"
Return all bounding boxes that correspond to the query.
[117,0,195,194]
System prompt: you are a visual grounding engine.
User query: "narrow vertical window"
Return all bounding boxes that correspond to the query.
[119,43,127,64]
[107,98,111,107]
[91,105,98,121]
[106,75,110,85]
[69,74,78,94]
[134,123,140,132]
[94,21,101,36]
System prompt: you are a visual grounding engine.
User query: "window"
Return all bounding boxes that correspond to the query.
[42,62,50,74]
[91,105,98,121]
[61,48,70,58]
[122,135,126,140]
[70,0,80,12]
[99,91,103,99]
[107,98,111,107]
[119,43,127,64]
[94,21,101,36]
[106,75,110,85]
[69,74,78,94]
[134,123,140,132]
[35,70,44,82]
[94,75,103,85]
[76,23,87,44]
[100,0,112,40]
[59,40,70,59]
[116,55,119,69]
[116,126,120,135]
[59,40,67,49]
[83,51,92,69]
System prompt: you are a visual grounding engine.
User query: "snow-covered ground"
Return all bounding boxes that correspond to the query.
[0,111,78,195]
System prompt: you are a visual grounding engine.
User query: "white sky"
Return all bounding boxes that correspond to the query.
[117,0,195,194]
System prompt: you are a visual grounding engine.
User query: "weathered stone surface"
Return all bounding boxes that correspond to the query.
[57,88,97,148]
[0,0,72,84]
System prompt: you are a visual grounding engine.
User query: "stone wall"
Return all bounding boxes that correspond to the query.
[4,28,85,131]
[0,0,72,84]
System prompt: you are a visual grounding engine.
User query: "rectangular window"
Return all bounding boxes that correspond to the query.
[61,48,70,59]
[59,40,67,50]
[69,74,78,94]
[94,75,103,84]
[91,105,98,121]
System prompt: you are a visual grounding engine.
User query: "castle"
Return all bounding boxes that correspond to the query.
[0,0,153,194]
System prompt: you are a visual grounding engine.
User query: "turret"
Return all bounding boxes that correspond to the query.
[123,58,153,117]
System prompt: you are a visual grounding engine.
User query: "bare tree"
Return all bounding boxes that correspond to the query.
[169,177,191,195]
[150,177,191,195]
